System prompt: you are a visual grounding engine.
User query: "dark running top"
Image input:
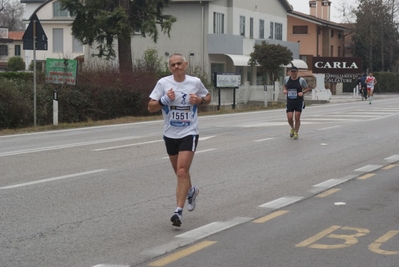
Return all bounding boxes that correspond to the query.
[284,76,308,102]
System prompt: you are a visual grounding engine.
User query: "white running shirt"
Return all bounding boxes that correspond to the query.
[149,75,209,138]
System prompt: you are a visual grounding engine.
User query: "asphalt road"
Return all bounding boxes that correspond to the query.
[1,94,398,267]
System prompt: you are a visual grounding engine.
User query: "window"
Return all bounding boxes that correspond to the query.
[250,17,254,38]
[275,23,283,40]
[213,12,224,34]
[338,46,341,57]
[300,54,313,69]
[14,45,21,56]
[338,31,342,39]
[53,29,63,52]
[331,29,334,38]
[259,19,264,39]
[240,16,245,36]
[73,37,83,53]
[270,22,274,39]
[0,45,8,56]
[53,1,70,17]
[331,45,334,56]
[293,26,308,34]
[211,63,225,84]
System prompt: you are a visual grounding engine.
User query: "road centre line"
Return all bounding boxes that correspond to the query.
[148,241,217,267]
[162,149,217,159]
[317,125,341,131]
[141,217,252,258]
[382,164,398,170]
[0,169,108,189]
[94,136,216,152]
[315,188,341,198]
[93,140,163,151]
[254,138,274,142]
[357,173,376,180]
[0,136,143,157]
[253,210,290,223]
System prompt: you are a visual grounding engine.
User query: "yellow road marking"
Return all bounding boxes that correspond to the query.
[315,188,341,198]
[252,210,289,223]
[296,225,341,247]
[382,164,398,170]
[148,241,217,266]
[369,230,399,255]
[357,173,375,180]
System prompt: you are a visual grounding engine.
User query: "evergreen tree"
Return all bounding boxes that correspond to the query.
[352,0,399,71]
[60,0,176,72]
[249,41,293,84]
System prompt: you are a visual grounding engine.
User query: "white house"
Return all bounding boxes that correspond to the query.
[21,0,84,69]
[21,0,307,103]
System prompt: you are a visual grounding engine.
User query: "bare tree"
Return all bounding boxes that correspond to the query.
[0,0,24,31]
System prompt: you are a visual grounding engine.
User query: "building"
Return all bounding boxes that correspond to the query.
[287,0,349,94]
[21,0,310,103]
[0,28,25,70]
[21,0,84,69]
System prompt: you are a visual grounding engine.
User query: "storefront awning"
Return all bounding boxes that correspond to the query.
[225,54,253,66]
[225,55,307,69]
[282,59,308,69]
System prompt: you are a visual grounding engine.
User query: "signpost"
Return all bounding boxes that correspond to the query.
[22,13,48,126]
[45,58,78,85]
[45,58,78,125]
[214,73,241,110]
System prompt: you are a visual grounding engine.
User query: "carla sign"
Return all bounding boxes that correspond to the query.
[312,57,362,74]
[324,73,359,83]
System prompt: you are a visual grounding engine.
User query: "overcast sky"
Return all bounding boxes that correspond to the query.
[287,0,357,23]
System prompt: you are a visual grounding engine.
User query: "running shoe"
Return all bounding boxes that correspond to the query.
[187,186,199,212]
[293,132,298,140]
[170,209,183,227]
[290,128,295,138]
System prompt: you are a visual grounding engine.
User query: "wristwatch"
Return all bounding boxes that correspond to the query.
[201,97,205,105]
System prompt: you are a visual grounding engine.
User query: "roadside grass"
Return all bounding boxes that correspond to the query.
[0,102,286,136]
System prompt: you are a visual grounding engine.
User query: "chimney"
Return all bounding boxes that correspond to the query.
[309,0,331,21]
[309,1,317,16]
[322,0,331,21]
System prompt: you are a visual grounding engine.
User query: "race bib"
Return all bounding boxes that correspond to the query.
[287,89,298,99]
[169,106,191,127]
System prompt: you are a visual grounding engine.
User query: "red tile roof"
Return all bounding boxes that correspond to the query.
[8,31,24,40]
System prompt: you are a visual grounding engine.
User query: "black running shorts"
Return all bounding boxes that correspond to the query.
[163,135,199,156]
[286,100,305,113]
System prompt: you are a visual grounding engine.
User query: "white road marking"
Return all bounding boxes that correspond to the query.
[93,140,163,151]
[93,136,216,152]
[0,136,143,157]
[0,169,108,189]
[199,135,216,141]
[354,165,383,172]
[385,155,399,163]
[254,138,274,142]
[317,125,341,131]
[162,148,217,159]
[259,196,303,209]
[141,217,252,257]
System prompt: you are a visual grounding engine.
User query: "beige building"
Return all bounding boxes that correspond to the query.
[0,28,25,70]
[287,0,348,93]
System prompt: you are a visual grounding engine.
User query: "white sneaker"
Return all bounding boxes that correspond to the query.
[170,209,183,227]
[187,186,199,212]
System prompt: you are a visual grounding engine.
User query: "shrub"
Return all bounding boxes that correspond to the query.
[7,56,25,71]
